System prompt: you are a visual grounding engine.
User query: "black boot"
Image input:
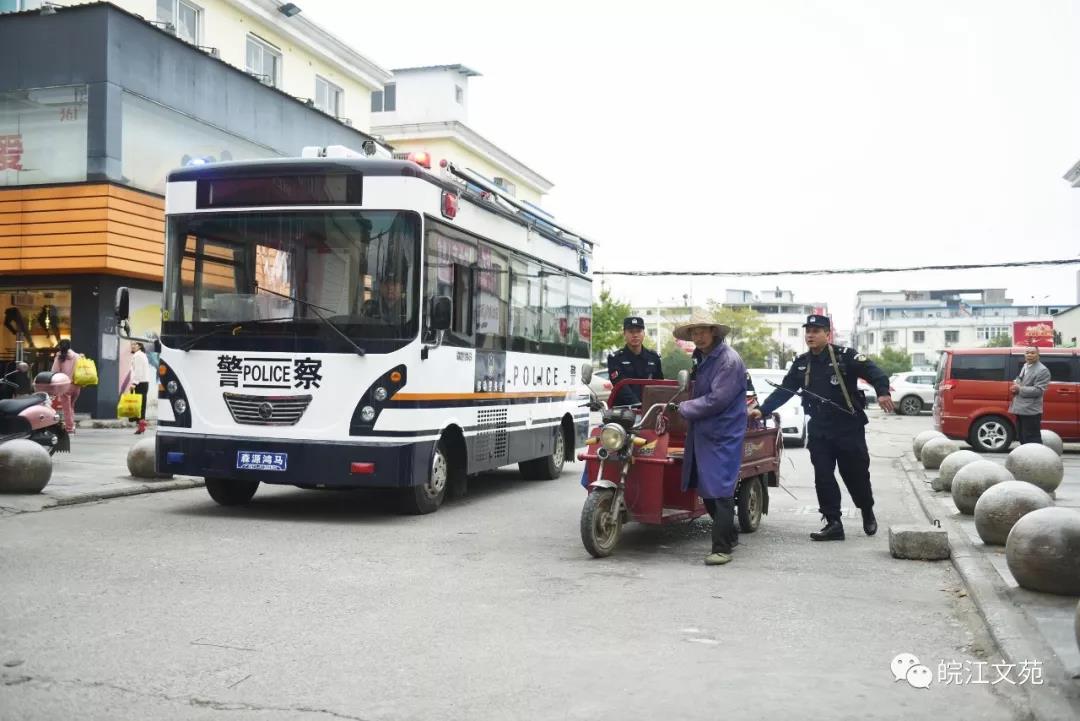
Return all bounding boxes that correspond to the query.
[862,508,878,536]
[811,518,845,542]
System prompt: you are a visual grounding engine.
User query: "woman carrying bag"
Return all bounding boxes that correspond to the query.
[129,341,152,434]
[51,339,82,434]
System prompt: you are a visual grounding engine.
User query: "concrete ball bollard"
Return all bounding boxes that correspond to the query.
[973,481,1054,545]
[921,437,959,470]
[951,460,1013,515]
[126,438,171,480]
[913,430,946,461]
[1040,430,1064,456]
[1005,507,1080,596]
[934,450,982,492]
[0,439,52,493]
[1004,443,1064,494]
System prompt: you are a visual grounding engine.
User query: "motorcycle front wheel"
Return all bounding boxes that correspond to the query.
[580,489,623,558]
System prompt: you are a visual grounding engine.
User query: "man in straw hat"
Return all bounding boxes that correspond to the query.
[751,315,892,541]
[667,311,747,566]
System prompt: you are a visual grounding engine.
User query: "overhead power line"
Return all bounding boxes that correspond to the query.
[591,257,1080,277]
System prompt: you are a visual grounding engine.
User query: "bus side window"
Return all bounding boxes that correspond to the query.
[452,263,473,338]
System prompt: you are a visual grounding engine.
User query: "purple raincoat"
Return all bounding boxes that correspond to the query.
[678,342,748,499]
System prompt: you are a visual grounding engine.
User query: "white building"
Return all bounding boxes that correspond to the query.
[371,65,553,206]
[633,289,827,366]
[852,289,1071,366]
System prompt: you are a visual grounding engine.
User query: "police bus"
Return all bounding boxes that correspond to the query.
[115,146,595,513]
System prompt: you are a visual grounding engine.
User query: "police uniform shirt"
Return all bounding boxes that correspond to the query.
[759,345,889,430]
[607,346,663,406]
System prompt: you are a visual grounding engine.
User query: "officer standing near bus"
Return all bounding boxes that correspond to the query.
[607,316,663,406]
[750,315,893,541]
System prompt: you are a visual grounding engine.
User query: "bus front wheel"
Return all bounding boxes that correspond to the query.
[205,478,259,506]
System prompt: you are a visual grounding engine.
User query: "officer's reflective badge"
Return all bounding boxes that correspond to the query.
[830,374,840,385]
[855,354,868,362]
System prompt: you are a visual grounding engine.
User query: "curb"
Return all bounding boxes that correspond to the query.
[899,456,1080,720]
[0,477,204,514]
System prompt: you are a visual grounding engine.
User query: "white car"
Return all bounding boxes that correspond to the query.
[890,371,936,415]
[747,368,807,447]
[588,369,612,403]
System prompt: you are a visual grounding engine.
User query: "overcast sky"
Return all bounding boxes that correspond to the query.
[304,0,1080,332]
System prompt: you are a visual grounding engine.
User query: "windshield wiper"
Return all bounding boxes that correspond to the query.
[179,317,295,352]
[255,285,366,356]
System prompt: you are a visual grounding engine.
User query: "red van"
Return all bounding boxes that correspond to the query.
[934,347,1079,452]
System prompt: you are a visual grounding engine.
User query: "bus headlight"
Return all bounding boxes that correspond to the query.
[373,386,388,402]
[599,423,627,451]
[360,405,376,423]
[166,380,179,394]
[173,398,188,415]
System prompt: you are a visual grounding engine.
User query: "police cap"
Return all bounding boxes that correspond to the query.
[623,316,646,330]
[802,314,831,330]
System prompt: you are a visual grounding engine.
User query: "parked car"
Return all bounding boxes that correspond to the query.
[934,347,1078,452]
[890,371,937,415]
[588,369,612,403]
[747,368,807,447]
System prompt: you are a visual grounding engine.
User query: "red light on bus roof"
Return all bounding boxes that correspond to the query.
[407,151,431,169]
[439,158,448,168]
[441,191,458,220]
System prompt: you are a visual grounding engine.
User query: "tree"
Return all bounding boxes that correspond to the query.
[660,338,694,379]
[984,334,1012,348]
[591,288,633,363]
[867,346,912,375]
[708,304,774,369]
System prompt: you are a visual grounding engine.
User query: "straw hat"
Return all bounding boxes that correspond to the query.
[672,311,731,342]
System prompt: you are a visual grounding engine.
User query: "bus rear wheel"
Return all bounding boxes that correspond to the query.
[399,439,452,514]
[519,426,567,480]
[205,478,259,506]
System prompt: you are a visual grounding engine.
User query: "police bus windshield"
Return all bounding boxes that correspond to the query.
[161,210,420,351]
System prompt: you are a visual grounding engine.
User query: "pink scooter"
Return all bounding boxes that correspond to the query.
[0,362,71,455]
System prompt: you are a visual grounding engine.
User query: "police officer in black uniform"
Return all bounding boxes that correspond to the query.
[607,316,663,406]
[751,315,893,541]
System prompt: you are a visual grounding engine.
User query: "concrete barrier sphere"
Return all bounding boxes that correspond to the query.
[0,439,52,493]
[934,450,982,492]
[1005,443,1064,494]
[127,437,170,479]
[951,461,1013,515]
[913,430,947,461]
[1005,507,1080,596]
[921,437,959,470]
[973,481,1053,545]
[1040,430,1064,456]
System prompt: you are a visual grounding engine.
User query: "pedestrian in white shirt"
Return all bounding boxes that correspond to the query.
[129,341,152,435]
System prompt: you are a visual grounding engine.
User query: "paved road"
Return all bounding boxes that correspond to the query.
[0,412,1036,720]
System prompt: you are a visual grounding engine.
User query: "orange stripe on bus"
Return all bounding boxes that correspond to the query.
[393,391,573,401]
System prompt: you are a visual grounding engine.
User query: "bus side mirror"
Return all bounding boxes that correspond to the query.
[431,296,452,331]
[677,369,689,392]
[115,287,130,321]
[581,362,593,385]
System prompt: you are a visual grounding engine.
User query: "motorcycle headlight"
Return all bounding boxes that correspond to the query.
[599,423,627,451]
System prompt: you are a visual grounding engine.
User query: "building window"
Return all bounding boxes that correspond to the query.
[912,353,926,366]
[455,85,464,104]
[492,177,516,197]
[371,83,396,112]
[976,325,1010,341]
[315,76,343,117]
[912,330,925,343]
[788,327,799,337]
[157,0,202,45]
[945,330,960,343]
[867,332,875,344]
[245,35,281,88]
[883,330,897,344]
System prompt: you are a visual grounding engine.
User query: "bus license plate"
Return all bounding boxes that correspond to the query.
[236,451,288,472]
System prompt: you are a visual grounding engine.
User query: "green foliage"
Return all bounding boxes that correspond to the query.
[660,338,694,379]
[984,334,1012,348]
[708,303,774,369]
[591,288,633,362]
[867,346,912,375]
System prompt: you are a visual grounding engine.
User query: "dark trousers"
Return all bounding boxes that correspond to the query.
[1016,414,1042,444]
[703,497,737,554]
[133,382,149,421]
[807,429,874,522]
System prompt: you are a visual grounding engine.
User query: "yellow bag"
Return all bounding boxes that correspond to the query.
[73,356,98,387]
[117,392,142,419]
